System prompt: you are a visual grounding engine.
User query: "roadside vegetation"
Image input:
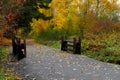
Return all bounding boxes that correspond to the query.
[0,46,16,80]
[0,46,7,80]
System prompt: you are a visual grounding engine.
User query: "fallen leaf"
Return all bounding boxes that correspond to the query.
[69,78,76,80]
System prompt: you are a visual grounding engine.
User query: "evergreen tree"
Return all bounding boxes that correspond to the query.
[16,0,52,35]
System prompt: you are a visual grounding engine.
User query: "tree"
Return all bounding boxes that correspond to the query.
[30,0,120,40]
[0,0,23,38]
[77,0,120,33]
[50,0,79,35]
[16,0,52,35]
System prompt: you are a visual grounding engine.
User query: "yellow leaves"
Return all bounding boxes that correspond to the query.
[59,52,68,57]
[97,0,119,17]
[51,11,66,30]
[38,8,43,13]
[17,28,23,37]
[30,18,49,33]
[4,68,22,80]
[37,3,51,17]
[50,0,79,30]
[38,8,51,17]
[104,0,118,11]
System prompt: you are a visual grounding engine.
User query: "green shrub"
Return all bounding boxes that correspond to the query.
[32,29,65,43]
[0,47,7,62]
[82,32,120,65]
[3,29,15,39]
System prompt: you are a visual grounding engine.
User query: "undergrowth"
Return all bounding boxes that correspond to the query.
[0,47,22,80]
[82,32,120,64]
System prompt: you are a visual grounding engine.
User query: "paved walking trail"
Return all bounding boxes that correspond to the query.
[6,40,120,80]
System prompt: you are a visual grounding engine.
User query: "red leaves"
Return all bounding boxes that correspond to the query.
[0,4,2,9]
[20,0,25,3]
[0,0,25,39]
[0,33,2,46]
[7,13,13,21]
[92,19,116,33]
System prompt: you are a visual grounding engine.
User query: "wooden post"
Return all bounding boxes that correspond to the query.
[24,39,26,57]
[73,38,76,54]
[12,38,16,56]
[64,36,68,51]
[79,37,81,54]
[74,37,81,54]
[64,40,68,51]
[17,38,21,55]
[12,38,27,61]
[61,36,64,51]
[61,36,67,51]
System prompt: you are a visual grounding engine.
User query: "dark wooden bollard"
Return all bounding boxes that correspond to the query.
[18,39,26,60]
[12,38,15,55]
[74,37,81,54]
[61,37,68,51]
[12,38,20,56]
[20,39,26,57]
[24,39,26,57]
[12,38,26,60]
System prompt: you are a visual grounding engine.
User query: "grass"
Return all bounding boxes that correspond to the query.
[0,47,8,80]
[0,47,11,80]
[47,41,61,49]
[0,69,15,80]
[35,39,61,49]
[0,46,23,80]
[0,47,7,63]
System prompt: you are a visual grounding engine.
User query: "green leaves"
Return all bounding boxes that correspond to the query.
[0,47,7,62]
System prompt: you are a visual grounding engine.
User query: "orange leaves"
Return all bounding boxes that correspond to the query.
[91,19,119,33]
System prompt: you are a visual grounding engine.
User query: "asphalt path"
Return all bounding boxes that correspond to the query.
[6,44,120,80]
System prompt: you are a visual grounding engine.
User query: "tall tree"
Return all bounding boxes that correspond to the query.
[16,0,52,35]
[78,0,120,29]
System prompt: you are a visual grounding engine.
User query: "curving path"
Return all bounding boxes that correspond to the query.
[6,42,120,80]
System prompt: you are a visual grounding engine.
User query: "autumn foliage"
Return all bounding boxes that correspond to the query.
[0,0,120,40]
[29,0,120,40]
